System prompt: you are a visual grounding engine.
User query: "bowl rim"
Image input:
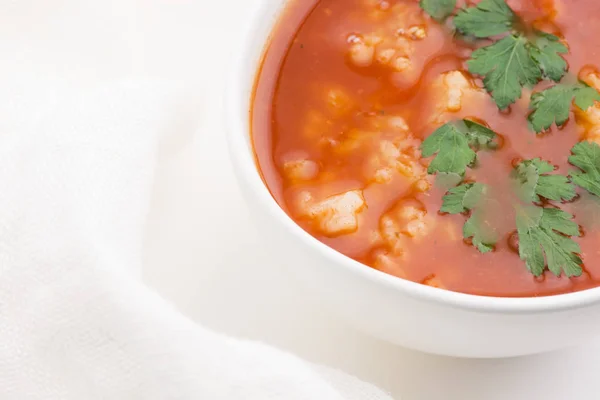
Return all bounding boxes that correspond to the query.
[224,0,600,315]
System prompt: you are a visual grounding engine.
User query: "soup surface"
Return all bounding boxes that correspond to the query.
[252,0,600,297]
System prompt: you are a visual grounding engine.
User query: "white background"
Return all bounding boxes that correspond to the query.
[3,0,600,398]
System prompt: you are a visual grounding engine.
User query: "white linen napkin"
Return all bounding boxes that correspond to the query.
[0,79,393,400]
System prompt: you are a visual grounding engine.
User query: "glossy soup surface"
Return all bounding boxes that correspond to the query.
[252,0,600,297]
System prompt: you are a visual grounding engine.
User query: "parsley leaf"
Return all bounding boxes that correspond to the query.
[421,120,497,175]
[513,158,576,203]
[573,86,600,110]
[575,192,600,231]
[421,124,474,175]
[528,85,577,132]
[513,159,582,277]
[462,120,497,149]
[468,35,541,110]
[516,206,582,277]
[451,1,570,111]
[528,84,600,133]
[569,141,600,197]
[441,182,486,213]
[435,172,464,190]
[418,0,591,277]
[420,0,456,21]
[463,213,496,253]
[529,32,568,82]
[441,183,496,253]
[454,0,515,38]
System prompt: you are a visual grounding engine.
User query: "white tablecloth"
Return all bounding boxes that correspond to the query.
[5,0,599,398]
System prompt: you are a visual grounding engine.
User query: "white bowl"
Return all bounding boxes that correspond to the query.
[225,0,600,358]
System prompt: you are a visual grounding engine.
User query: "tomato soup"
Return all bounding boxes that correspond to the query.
[251,0,600,297]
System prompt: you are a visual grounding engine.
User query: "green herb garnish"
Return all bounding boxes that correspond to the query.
[529,32,569,82]
[421,0,569,110]
[569,141,600,197]
[513,159,576,202]
[453,0,515,38]
[516,206,582,277]
[441,183,496,253]
[512,159,582,277]
[468,35,542,110]
[418,0,592,278]
[419,0,456,21]
[528,84,600,133]
[462,119,498,149]
[422,120,499,253]
[421,120,497,175]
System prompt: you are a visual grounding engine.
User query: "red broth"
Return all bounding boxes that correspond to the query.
[252,0,600,297]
